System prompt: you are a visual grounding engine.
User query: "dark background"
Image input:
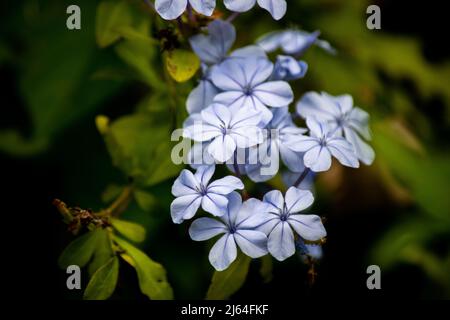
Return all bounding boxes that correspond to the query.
[1,0,449,300]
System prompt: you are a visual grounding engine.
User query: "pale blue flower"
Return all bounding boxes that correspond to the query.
[224,0,287,20]
[258,187,326,261]
[189,192,269,270]
[257,29,336,56]
[190,20,236,66]
[155,0,216,20]
[271,55,308,81]
[245,107,307,182]
[287,117,360,172]
[183,103,263,162]
[186,67,219,114]
[296,91,375,165]
[296,238,323,262]
[211,57,294,125]
[171,165,244,223]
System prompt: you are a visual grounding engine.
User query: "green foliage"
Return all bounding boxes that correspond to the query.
[114,236,174,300]
[58,229,103,269]
[96,0,134,48]
[88,229,115,276]
[84,256,119,300]
[133,189,157,211]
[206,254,251,300]
[111,218,146,243]
[99,113,179,187]
[259,255,273,284]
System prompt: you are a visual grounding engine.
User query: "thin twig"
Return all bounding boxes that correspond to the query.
[293,168,310,188]
[226,11,240,23]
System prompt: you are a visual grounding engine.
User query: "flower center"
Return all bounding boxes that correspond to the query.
[244,85,253,96]
[229,225,237,234]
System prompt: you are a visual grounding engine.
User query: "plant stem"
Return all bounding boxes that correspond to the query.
[105,185,134,217]
[293,168,310,188]
[226,11,240,22]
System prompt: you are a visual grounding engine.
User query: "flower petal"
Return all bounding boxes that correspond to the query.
[268,221,295,261]
[155,0,188,20]
[207,134,237,162]
[207,175,244,194]
[172,169,201,197]
[288,214,326,241]
[253,81,293,107]
[285,187,314,214]
[344,127,375,165]
[221,191,242,226]
[327,137,360,168]
[263,189,284,212]
[194,165,215,186]
[223,0,257,12]
[186,80,219,114]
[170,194,202,224]
[296,91,341,121]
[209,233,237,271]
[257,0,287,20]
[189,0,216,16]
[201,103,231,128]
[234,230,268,258]
[303,145,332,172]
[201,192,229,216]
[189,217,227,241]
[236,198,271,229]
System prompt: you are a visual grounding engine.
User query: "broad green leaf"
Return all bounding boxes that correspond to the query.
[111,218,146,243]
[88,229,114,276]
[165,50,200,83]
[58,229,102,269]
[0,0,124,156]
[102,113,179,187]
[259,255,273,284]
[134,189,157,211]
[84,256,119,300]
[114,236,173,300]
[206,253,251,300]
[96,0,133,48]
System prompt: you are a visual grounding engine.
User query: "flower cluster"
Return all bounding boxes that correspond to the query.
[154,0,288,20]
[170,10,375,271]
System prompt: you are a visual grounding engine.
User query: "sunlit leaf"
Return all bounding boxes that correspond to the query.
[114,236,173,300]
[102,113,179,187]
[134,189,157,211]
[96,0,133,48]
[206,253,251,300]
[111,218,146,243]
[84,256,119,300]
[165,50,200,83]
[58,229,102,269]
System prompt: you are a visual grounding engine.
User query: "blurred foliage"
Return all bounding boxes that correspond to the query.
[1,0,449,298]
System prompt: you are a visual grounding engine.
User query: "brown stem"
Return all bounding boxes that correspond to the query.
[293,168,310,188]
[103,185,134,217]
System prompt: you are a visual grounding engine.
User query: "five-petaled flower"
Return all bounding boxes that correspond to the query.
[224,0,287,20]
[184,103,263,162]
[155,0,216,20]
[211,57,294,125]
[189,192,269,270]
[259,187,326,261]
[296,91,375,165]
[171,165,244,224]
[288,117,360,172]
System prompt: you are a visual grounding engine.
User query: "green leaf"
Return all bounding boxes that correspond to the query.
[259,255,273,284]
[101,184,124,204]
[206,253,251,300]
[114,236,173,300]
[111,218,146,243]
[58,229,102,269]
[165,50,200,83]
[84,256,119,300]
[102,113,179,187]
[88,229,114,276]
[95,0,133,48]
[134,189,157,211]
